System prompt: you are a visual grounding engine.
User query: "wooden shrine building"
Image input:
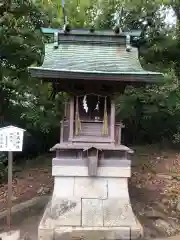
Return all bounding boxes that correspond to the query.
[28,28,163,240]
[29,29,162,148]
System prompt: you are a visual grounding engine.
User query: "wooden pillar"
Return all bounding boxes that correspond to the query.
[69,96,74,141]
[7,151,13,230]
[60,99,68,143]
[60,120,64,143]
[118,125,121,145]
[118,123,125,145]
[110,98,115,143]
[88,148,98,176]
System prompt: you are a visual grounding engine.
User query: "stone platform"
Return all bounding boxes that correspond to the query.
[38,172,143,239]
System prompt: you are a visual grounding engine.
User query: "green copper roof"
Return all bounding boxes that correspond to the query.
[29,30,163,83]
[40,43,144,72]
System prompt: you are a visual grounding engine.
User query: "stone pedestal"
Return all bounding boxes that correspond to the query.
[0,231,20,240]
[38,160,143,240]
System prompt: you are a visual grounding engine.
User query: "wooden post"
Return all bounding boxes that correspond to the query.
[118,123,125,145]
[64,101,67,120]
[88,148,98,176]
[118,125,121,145]
[60,120,64,143]
[69,96,74,141]
[110,98,115,143]
[7,151,13,230]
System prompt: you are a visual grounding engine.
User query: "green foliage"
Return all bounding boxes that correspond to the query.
[0,0,61,141]
[116,71,180,144]
[19,83,64,134]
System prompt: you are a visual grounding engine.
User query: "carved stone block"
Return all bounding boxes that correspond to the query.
[74,177,107,199]
[44,198,81,227]
[103,199,137,227]
[82,199,103,227]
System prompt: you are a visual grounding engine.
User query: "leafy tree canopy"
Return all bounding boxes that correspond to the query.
[0,0,180,153]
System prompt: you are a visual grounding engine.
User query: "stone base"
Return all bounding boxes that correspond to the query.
[38,198,143,240]
[0,230,20,240]
[39,226,142,240]
[38,176,143,240]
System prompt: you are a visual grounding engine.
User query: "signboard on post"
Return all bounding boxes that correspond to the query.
[0,125,25,231]
[0,125,25,152]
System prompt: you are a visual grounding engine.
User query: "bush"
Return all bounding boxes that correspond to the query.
[0,153,8,183]
[116,71,180,145]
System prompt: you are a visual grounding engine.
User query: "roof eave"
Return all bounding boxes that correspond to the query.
[28,67,163,83]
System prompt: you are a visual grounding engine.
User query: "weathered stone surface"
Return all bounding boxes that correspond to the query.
[155,219,176,236]
[38,228,54,240]
[52,166,130,177]
[0,231,20,240]
[103,199,137,227]
[37,187,51,195]
[53,177,74,198]
[146,209,167,219]
[74,177,107,199]
[54,227,130,240]
[43,198,81,227]
[82,199,103,227]
[37,187,44,194]
[104,227,130,240]
[97,167,131,178]
[107,178,129,198]
[130,220,144,239]
[54,227,72,240]
[52,166,88,177]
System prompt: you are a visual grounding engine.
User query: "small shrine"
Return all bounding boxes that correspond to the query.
[29,27,162,240]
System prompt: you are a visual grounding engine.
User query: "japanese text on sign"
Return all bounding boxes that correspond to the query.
[0,126,25,152]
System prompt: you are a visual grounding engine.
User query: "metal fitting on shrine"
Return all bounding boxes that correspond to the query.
[63,23,71,33]
[114,25,121,34]
[126,34,132,52]
[53,32,59,49]
[89,25,95,33]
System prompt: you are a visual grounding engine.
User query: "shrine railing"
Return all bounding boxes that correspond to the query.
[60,120,125,144]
